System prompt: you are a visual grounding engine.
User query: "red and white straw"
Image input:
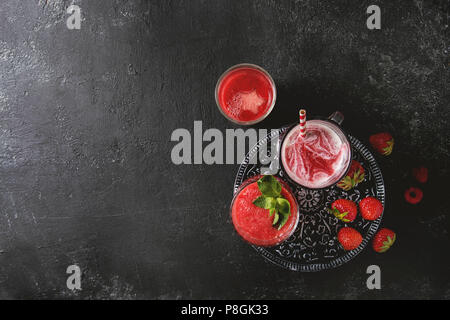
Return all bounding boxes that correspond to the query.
[299,109,307,137]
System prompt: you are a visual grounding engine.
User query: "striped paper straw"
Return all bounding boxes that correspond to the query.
[299,109,307,137]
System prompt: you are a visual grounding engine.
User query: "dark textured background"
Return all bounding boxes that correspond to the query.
[0,0,449,299]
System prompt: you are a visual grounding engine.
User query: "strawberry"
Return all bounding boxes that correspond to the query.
[372,228,396,253]
[337,160,365,191]
[413,167,428,183]
[359,196,383,220]
[404,187,423,204]
[328,199,357,222]
[369,132,394,156]
[337,227,363,251]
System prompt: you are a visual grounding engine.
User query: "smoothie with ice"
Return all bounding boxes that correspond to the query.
[281,120,351,189]
[231,175,299,246]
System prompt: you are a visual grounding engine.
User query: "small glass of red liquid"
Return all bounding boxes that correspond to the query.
[230,175,299,247]
[215,63,277,125]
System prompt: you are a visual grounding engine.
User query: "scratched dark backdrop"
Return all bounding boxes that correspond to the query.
[0,0,448,299]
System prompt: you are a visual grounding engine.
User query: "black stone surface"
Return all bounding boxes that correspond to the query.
[0,0,448,299]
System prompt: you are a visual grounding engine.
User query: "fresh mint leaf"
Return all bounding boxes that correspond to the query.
[257,175,282,198]
[252,175,292,230]
[276,197,291,215]
[253,196,276,210]
[272,211,279,225]
[269,208,276,217]
[277,212,290,230]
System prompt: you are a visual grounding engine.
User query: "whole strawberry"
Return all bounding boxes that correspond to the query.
[328,199,357,222]
[337,160,365,191]
[404,187,423,204]
[359,196,383,220]
[337,227,363,251]
[413,167,428,183]
[369,132,394,156]
[373,228,396,253]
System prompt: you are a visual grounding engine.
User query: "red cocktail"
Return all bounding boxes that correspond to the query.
[231,175,299,247]
[215,64,276,125]
[281,119,351,189]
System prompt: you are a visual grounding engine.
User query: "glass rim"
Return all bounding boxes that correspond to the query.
[230,175,300,247]
[280,119,353,190]
[215,63,277,125]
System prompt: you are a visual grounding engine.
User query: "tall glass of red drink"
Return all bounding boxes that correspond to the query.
[281,112,352,189]
[230,175,299,247]
[215,64,276,125]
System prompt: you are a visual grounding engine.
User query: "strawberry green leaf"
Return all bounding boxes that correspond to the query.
[328,208,349,222]
[353,169,365,184]
[337,176,353,191]
[382,140,394,155]
[378,234,396,252]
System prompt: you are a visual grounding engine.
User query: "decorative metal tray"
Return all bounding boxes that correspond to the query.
[233,127,385,271]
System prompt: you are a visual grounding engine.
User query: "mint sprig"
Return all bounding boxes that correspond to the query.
[252,175,291,230]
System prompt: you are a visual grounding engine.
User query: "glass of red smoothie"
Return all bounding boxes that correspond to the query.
[230,175,299,247]
[215,63,276,125]
[281,112,352,189]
